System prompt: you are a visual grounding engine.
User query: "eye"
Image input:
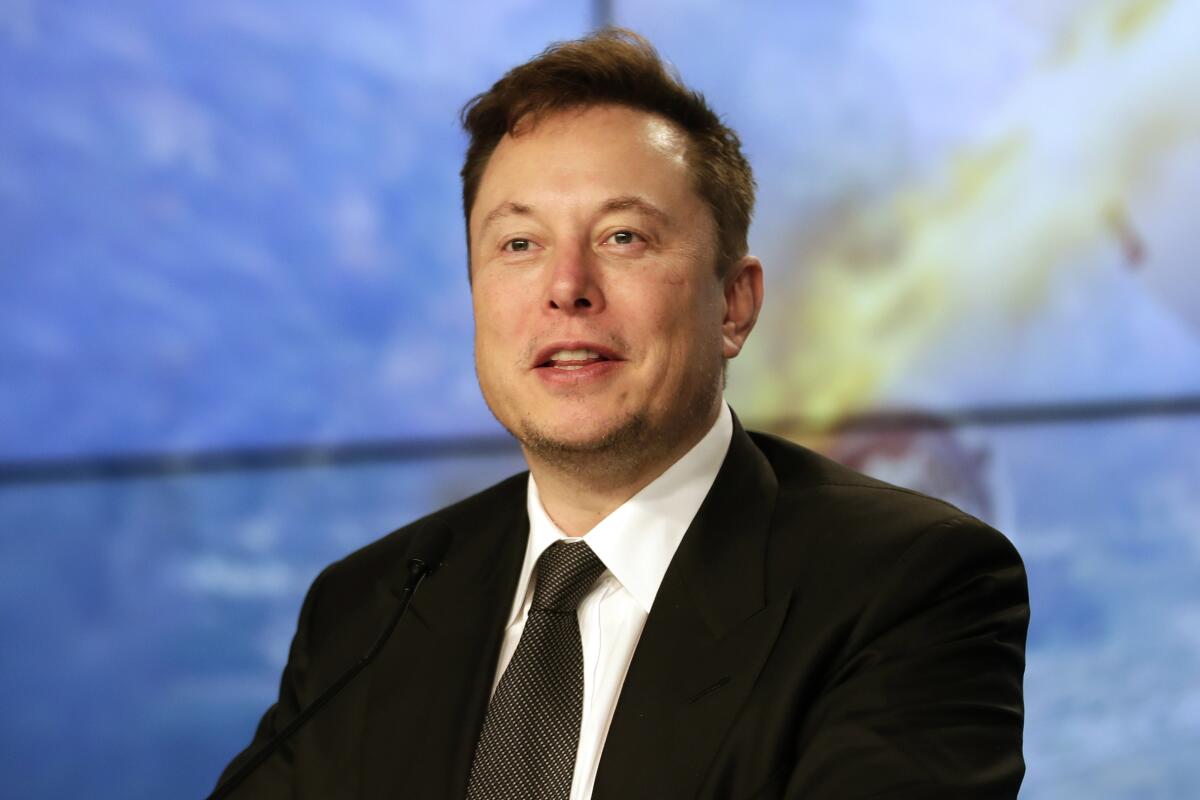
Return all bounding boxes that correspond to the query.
[503,238,534,252]
[604,230,644,246]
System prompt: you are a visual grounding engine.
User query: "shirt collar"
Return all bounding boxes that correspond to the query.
[513,403,733,622]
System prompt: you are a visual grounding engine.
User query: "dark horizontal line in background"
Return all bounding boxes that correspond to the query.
[1,395,1198,486]
[810,394,1200,432]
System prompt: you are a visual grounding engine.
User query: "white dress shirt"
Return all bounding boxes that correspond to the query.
[490,403,733,800]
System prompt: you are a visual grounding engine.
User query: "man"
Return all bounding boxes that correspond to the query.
[219,29,1028,799]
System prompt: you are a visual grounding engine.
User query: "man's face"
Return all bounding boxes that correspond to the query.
[468,104,742,464]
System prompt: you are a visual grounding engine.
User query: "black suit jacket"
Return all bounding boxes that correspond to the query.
[220,418,1028,798]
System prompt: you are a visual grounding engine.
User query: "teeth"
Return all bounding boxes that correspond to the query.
[550,349,601,362]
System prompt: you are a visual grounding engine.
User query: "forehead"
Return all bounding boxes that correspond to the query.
[469,105,700,228]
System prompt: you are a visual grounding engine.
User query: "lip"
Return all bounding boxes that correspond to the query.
[530,341,624,369]
[535,358,622,386]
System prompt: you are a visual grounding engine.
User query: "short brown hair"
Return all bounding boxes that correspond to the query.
[459,28,755,277]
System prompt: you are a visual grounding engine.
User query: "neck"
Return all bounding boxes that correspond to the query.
[525,406,720,537]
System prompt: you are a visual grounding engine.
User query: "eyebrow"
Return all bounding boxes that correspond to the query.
[479,201,533,236]
[477,195,672,236]
[600,195,672,226]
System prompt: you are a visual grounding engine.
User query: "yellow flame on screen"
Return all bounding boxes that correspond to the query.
[738,0,1200,429]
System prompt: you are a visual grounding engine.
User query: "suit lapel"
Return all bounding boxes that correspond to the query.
[593,418,789,799]
[358,475,529,799]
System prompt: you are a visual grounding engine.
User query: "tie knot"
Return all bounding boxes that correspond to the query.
[531,541,606,613]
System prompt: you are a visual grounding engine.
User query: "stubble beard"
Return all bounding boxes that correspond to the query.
[515,408,651,482]
[501,361,725,488]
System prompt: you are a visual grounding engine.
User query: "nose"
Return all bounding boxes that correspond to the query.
[546,243,605,314]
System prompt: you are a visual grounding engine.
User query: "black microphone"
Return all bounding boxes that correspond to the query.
[207,520,454,800]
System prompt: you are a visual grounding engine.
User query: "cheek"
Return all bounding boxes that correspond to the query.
[474,284,519,335]
[474,289,539,372]
[641,293,720,374]
[670,296,727,369]
[472,305,509,373]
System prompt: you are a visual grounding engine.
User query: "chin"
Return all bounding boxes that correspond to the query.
[516,411,649,457]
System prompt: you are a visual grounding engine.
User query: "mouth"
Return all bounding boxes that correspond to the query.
[532,342,623,372]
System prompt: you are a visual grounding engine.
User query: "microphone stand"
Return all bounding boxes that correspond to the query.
[207,532,448,800]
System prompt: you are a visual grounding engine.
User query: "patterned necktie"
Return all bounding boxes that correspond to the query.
[466,540,607,800]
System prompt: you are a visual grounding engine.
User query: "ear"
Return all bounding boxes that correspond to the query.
[721,255,764,359]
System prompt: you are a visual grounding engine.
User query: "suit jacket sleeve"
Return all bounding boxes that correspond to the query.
[782,514,1028,799]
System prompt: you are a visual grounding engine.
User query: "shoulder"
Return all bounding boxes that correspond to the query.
[745,428,1022,590]
[301,471,529,618]
[749,428,963,520]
